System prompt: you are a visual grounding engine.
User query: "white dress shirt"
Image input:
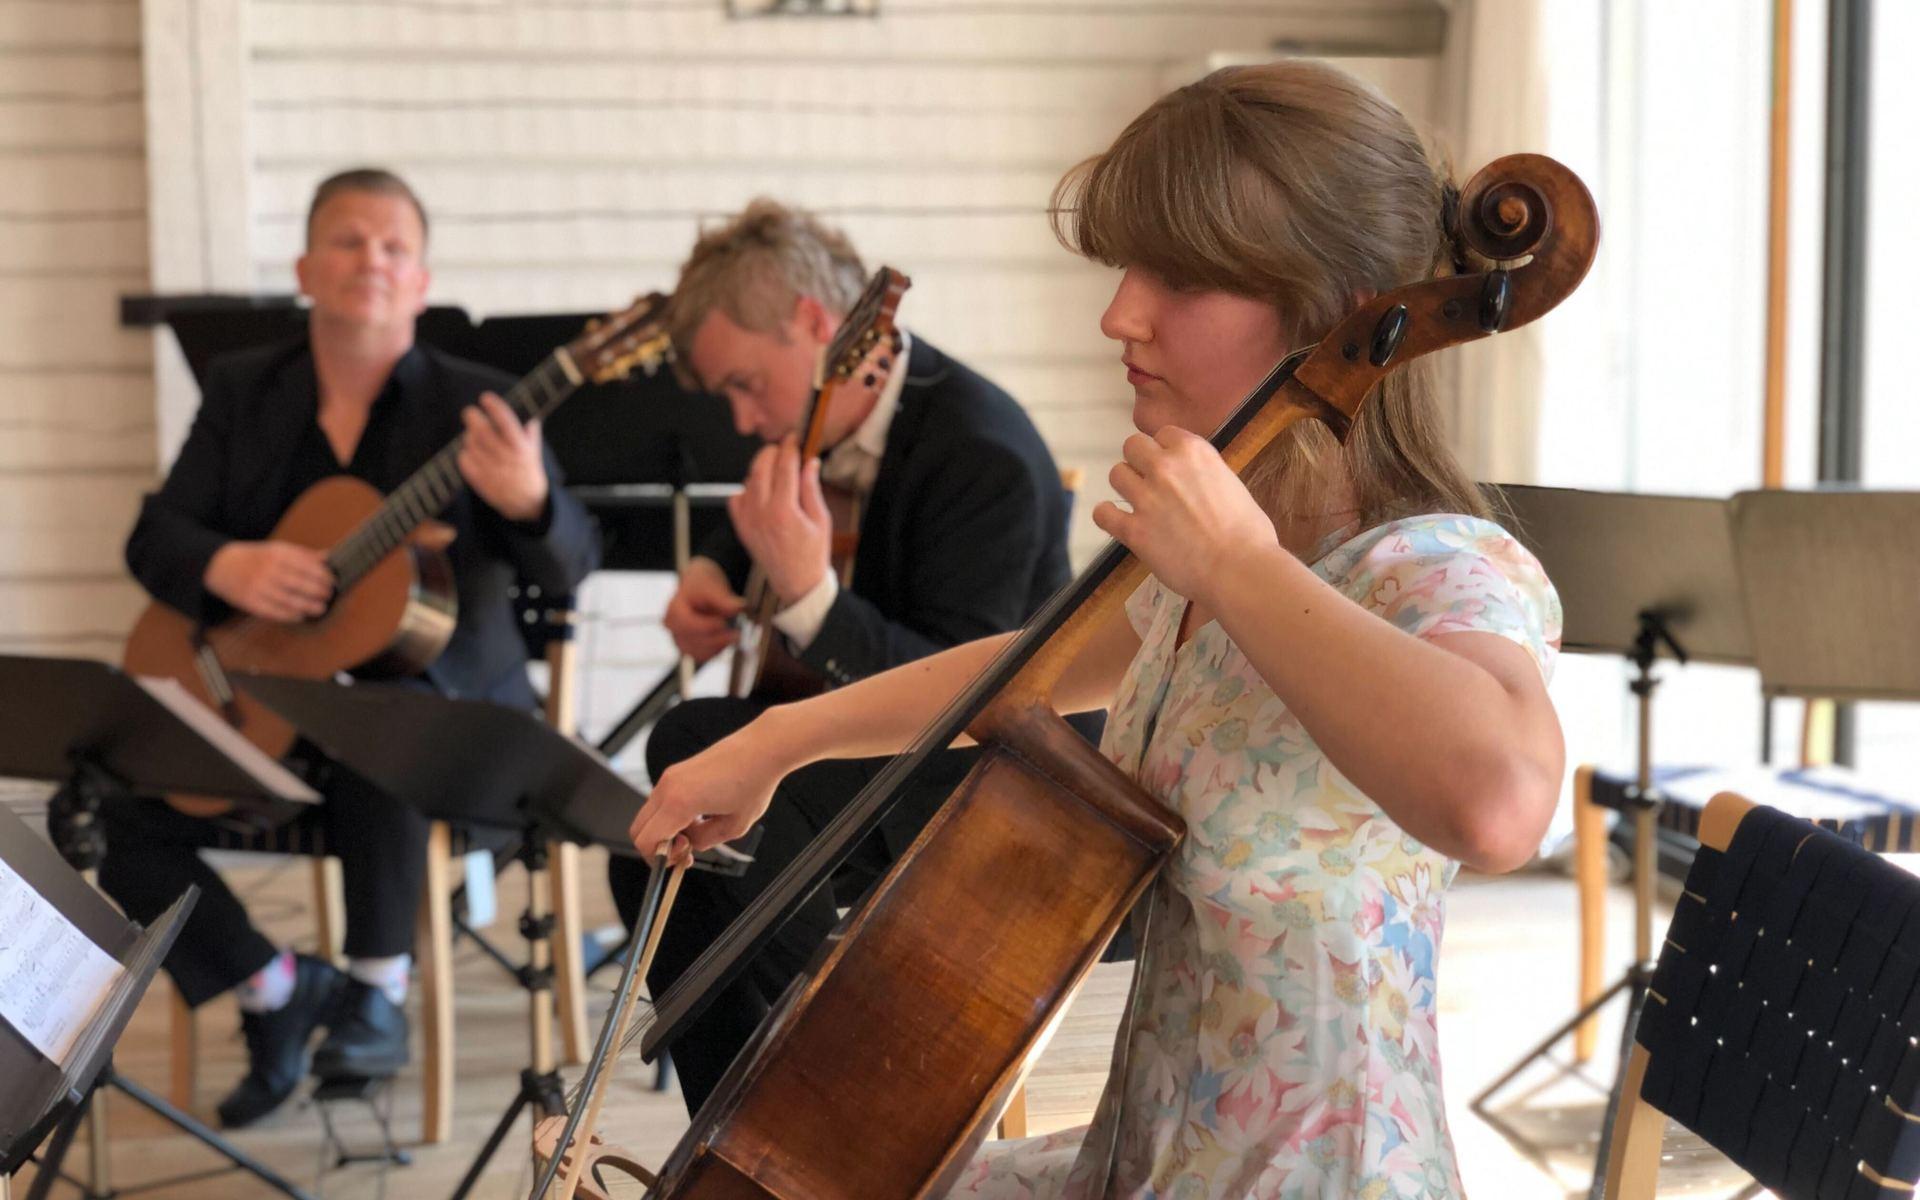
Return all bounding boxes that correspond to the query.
[771,330,912,651]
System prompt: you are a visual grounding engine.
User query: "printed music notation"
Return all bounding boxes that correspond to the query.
[0,857,122,1065]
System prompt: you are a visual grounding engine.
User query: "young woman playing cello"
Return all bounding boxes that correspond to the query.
[631,59,1565,1199]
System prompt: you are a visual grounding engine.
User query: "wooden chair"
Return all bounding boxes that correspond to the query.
[1571,761,1920,1064]
[1601,790,1920,1198]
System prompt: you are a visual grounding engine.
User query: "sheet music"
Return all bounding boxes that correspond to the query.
[0,857,123,1065]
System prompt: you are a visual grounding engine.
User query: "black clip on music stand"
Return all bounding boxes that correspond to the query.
[0,655,322,1200]
[237,675,752,1200]
[1466,489,1755,1187]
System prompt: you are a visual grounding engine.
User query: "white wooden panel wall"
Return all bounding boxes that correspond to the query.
[0,0,153,666]
[139,0,1443,747]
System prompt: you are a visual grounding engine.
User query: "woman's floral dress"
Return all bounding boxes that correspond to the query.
[947,514,1560,1200]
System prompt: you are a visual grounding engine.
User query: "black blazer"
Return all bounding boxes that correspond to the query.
[124,339,600,711]
[703,335,1075,689]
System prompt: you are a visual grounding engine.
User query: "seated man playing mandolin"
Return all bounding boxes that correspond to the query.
[608,199,1079,1115]
[101,168,599,1128]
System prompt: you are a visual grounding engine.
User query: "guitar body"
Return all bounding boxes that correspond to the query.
[121,475,458,816]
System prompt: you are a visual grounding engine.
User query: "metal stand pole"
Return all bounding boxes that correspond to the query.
[1471,613,1685,1194]
[449,835,567,1200]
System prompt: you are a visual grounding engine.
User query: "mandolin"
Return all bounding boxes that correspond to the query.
[121,295,672,818]
[726,266,910,702]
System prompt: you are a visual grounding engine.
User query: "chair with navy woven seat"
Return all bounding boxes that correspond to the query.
[1603,790,1920,1198]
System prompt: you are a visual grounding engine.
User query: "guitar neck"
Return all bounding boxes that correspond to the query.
[328,352,581,589]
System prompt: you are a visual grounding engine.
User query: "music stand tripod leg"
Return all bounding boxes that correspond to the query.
[107,1068,319,1200]
[449,830,569,1200]
[1469,617,1672,1168]
[43,766,321,1200]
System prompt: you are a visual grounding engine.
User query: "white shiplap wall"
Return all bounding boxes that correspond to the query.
[0,0,155,670]
[138,0,1446,748]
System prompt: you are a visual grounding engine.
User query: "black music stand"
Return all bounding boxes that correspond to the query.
[0,655,321,1200]
[236,675,750,1200]
[1470,487,1754,1186]
[0,804,195,1200]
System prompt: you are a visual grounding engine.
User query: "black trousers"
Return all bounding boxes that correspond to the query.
[97,763,430,1008]
[607,696,976,1116]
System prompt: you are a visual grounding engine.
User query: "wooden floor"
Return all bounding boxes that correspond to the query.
[12,851,1763,1199]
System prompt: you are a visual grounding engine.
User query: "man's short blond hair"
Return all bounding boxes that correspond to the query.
[668,199,867,374]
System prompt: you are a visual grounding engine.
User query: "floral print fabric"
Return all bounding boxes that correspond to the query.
[947,515,1560,1200]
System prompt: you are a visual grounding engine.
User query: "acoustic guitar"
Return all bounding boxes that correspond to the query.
[121,295,672,817]
[726,266,910,701]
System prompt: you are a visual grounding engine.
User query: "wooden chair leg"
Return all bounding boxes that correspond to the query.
[169,982,196,1109]
[1573,765,1606,1063]
[1600,1044,1664,1199]
[313,856,346,966]
[416,821,455,1145]
[549,841,591,1065]
[995,1083,1029,1140]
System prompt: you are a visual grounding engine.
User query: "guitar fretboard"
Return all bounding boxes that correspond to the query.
[327,354,578,589]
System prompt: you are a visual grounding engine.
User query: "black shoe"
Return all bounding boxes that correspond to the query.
[217,955,344,1129]
[312,980,409,1080]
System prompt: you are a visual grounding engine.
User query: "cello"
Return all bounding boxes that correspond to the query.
[538,152,1598,1200]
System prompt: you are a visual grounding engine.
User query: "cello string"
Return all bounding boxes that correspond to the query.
[615,350,1308,1063]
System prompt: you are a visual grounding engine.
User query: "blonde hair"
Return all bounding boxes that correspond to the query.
[667,199,867,380]
[1052,59,1489,524]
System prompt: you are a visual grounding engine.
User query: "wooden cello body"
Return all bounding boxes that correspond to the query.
[660,711,1176,1198]
[546,154,1598,1200]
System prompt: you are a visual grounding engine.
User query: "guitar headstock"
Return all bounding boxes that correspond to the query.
[566,292,673,385]
[822,266,911,384]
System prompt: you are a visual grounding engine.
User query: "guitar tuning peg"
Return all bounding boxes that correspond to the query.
[863,372,878,388]
[876,357,891,371]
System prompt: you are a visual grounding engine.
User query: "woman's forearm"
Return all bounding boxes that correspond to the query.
[749,602,1141,774]
[756,634,1014,769]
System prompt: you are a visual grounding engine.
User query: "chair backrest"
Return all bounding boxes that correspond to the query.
[1606,791,1920,1198]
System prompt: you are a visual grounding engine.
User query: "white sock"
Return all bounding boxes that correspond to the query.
[347,954,410,1006]
[235,950,296,1013]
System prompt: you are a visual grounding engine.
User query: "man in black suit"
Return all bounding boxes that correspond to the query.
[606,199,1076,1115]
[103,168,598,1127]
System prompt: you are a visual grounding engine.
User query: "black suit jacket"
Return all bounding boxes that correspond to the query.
[702,335,1074,689]
[125,339,600,711]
